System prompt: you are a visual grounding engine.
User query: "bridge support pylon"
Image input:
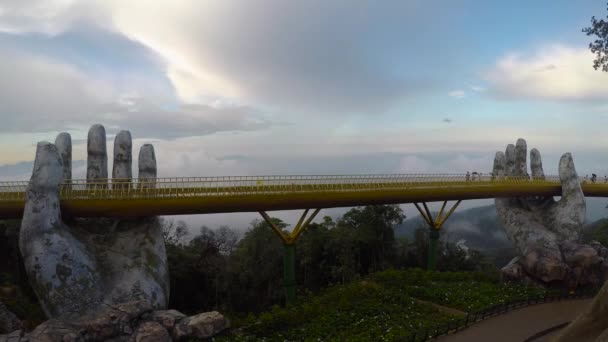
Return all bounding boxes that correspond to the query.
[413,200,462,270]
[259,208,321,305]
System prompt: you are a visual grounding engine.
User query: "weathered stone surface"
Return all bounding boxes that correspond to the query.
[521,247,568,283]
[492,138,604,288]
[0,301,21,334]
[54,132,71,183]
[20,142,103,318]
[530,148,544,178]
[86,124,108,182]
[5,330,22,342]
[137,145,156,189]
[79,301,153,341]
[171,319,192,341]
[61,332,79,342]
[19,125,169,320]
[112,131,132,181]
[589,240,608,259]
[135,322,169,342]
[561,241,602,268]
[150,310,186,330]
[25,305,228,342]
[596,328,608,342]
[29,320,77,342]
[501,257,524,281]
[186,311,229,339]
[28,301,152,342]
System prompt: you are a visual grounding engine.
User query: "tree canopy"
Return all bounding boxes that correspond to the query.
[583,3,608,71]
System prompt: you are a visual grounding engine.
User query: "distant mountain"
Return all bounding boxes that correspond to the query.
[394,199,608,267]
[585,198,608,223]
[394,204,511,254]
[396,198,608,247]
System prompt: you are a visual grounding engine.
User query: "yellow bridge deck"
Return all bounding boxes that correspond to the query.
[0,174,605,218]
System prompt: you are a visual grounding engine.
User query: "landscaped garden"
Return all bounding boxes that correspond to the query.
[218,268,550,341]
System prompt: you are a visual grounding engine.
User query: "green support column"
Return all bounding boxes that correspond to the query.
[413,201,462,271]
[283,243,297,304]
[259,208,321,305]
[427,229,440,270]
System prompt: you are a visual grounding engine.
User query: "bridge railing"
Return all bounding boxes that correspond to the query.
[0,174,578,201]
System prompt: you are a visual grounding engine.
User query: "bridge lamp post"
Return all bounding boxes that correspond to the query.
[413,201,462,270]
[259,208,321,305]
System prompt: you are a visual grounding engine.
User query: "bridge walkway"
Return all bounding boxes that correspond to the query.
[0,174,606,218]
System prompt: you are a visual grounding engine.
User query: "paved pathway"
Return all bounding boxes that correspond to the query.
[437,299,592,342]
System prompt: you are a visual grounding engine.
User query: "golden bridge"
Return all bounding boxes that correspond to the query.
[0,174,605,219]
[4,173,606,300]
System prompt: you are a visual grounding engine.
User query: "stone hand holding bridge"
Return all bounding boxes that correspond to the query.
[20,124,169,319]
[493,139,608,287]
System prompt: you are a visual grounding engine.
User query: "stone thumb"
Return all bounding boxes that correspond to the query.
[23,142,63,228]
[556,153,586,226]
[558,153,584,201]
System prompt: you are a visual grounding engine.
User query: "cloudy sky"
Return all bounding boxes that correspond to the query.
[1,0,608,233]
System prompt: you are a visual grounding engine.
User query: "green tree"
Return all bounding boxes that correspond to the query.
[161,218,188,246]
[337,205,406,274]
[225,218,287,311]
[583,3,608,71]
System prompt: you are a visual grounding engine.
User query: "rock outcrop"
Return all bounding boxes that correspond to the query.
[493,139,607,288]
[19,125,169,319]
[0,301,21,334]
[0,301,228,342]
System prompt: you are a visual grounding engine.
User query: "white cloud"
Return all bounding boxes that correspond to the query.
[0,0,449,115]
[399,154,492,174]
[0,46,272,138]
[0,48,118,131]
[443,154,491,174]
[448,90,466,98]
[399,155,433,173]
[470,85,484,92]
[0,0,110,35]
[484,45,608,101]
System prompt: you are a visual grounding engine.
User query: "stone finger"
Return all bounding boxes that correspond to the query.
[86,124,108,187]
[493,151,506,176]
[54,132,72,184]
[20,143,104,318]
[505,144,516,176]
[530,148,544,179]
[112,130,132,190]
[555,153,586,240]
[138,144,156,189]
[22,142,63,233]
[514,138,527,177]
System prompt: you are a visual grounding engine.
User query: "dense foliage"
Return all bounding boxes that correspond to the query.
[582,218,608,246]
[583,2,608,72]
[166,205,496,314]
[218,269,544,341]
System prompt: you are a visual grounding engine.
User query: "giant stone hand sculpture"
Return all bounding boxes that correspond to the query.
[494,139,607,287]
[19,124,169,319]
